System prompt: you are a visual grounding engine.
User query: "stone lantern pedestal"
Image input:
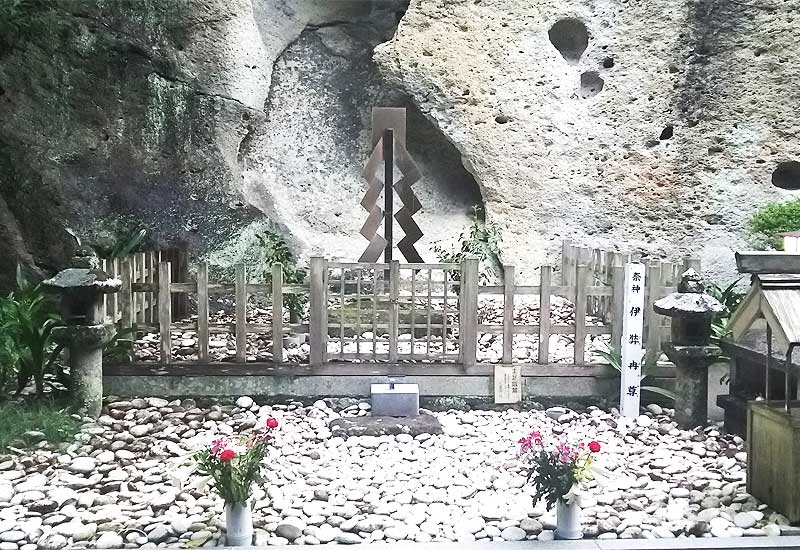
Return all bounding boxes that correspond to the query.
[43,250,121,418]
[654,269,726,429]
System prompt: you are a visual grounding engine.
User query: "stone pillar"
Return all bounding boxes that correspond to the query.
[654,269,726,429]
[44,249,121,419]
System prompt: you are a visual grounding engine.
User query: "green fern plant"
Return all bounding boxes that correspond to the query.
[0,267,65,395]
[432,205,503,284]
[256,232,307,322]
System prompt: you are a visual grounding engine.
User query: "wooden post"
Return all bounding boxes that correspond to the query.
[611,253,625,351]
[272,263,284,363]
[574,264,589,365]
[388,260,400,362]
[158,262,172,364]
[197,262,209,362]
[459,256,479,370]
[502,264,515,364]
[620,262,646,417]
[309,257,327,366]
[235,264,247,363]
[120,260,133,331]
[561,241,570,285]
[538,266,552,364]
[645,259,662,364]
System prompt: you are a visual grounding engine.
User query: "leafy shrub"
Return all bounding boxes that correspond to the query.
[0,0,60,51]
[706,278,746,344]
[593,344,676,401]
[432,205,503,283]
[256,232,307,322]
[748,199,800,250]
[0,267,64,395]
[91,229,148,259]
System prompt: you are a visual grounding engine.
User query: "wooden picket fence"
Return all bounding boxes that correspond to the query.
[106,243,698,367]
[560,242,701,362]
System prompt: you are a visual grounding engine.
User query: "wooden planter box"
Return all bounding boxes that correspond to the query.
[747,401,800,522]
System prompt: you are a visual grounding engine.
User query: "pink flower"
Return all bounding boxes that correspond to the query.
[210,437,228,456]
[219,449,235,462]
[266,417,279,429]
[588,441,601,453]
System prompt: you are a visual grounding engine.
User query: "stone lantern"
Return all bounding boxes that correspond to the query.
[43,248,121,418]
[653,269,726,428]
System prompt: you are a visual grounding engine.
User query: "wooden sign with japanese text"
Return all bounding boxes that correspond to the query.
[494,364,522,404]
[620,263,646,417]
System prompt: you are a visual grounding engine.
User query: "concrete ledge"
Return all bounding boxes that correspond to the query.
[221,537,800,550]
[103,363,675,399]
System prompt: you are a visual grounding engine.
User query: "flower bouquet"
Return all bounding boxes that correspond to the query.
[519,431,601,539]
[193,417,279,546]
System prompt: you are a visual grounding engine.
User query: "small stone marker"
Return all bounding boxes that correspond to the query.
[371,381,419,417]
[620,263,646,417]
[494,364,522,404]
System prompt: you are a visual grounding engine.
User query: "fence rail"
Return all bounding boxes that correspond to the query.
[106,242,699,368]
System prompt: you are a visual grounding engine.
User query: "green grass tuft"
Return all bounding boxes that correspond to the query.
[0,398,81,451]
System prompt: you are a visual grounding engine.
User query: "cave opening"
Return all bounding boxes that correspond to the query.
[772,161,800,190]
[579,71,604,99]
[548,18,589,63]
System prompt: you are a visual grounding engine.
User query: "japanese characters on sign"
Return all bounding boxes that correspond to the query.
[494,364,522,404]
[620,263,646,417]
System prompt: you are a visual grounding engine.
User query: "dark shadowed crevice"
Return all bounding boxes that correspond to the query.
[548,18,588,63]
[772,161,800,190]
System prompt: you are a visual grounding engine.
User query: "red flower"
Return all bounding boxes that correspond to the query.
[588,441,601,453]
[266,417,279,429]
[219,449,236,462]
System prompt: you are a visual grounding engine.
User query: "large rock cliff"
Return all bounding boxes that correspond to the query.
[0,0,798,288]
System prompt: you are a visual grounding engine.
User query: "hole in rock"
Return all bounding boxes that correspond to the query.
[548,18,589,63]
[772,161,800,190]
[495,115,510,124]
[602,56,615,68]
[660,125,674,140]
[579,71,604,99]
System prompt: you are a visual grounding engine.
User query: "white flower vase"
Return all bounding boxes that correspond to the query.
[225,502,254,546]
[555,498,582,540]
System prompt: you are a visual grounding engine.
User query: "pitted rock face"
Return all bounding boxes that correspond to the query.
[374,0,800,279]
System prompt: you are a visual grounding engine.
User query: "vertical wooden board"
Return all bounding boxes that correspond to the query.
[459,257,479,369]
[538,266,552,364]
[645,259,662,363]
[309,257,326,366]
[409,269,416,359]
[388,261,400,362]
[235,264,247,363]
[271,263,284,363]
[158,262,172,363]
[502,265,515,364]
[339,268,346,360]
[574,264,589,365]
[120,260,133,330]
[197,262,209,362]
[611,263,625,351]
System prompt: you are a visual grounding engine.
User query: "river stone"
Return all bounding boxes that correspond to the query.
[36,534,67,550]
[67,457,97,474]
[94,532,124,549]
[733,512,757,529]
[501,527,526,541]
[276,523,302,541]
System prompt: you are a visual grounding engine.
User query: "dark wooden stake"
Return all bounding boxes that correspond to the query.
[383,128,393,265]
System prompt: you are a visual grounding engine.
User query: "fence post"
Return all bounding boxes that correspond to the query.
[611,253,625,351]
[197,262,209,362]
[309,257,327,366]
[574,264,589,365]
[645,259,663,364]
[235,264,247,363]
[459,256,479,371]
[272,263,284,363]
[158,262,172,364]
[538,266,552,364]
[388,261,400,363]
[561,241,570,285]
[502,264,515,364]
[120,260,133,331]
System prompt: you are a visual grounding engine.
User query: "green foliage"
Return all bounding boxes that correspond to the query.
[0,0,60,50]
[0,266,64,396]
[256,232,307,321]
[103,325,138,364]
[0,397,80,450]
[432,205,503,283]
[91,229,148,259]
[748,199,800,250]
[706,278,745,344]
[593,345,677,401]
